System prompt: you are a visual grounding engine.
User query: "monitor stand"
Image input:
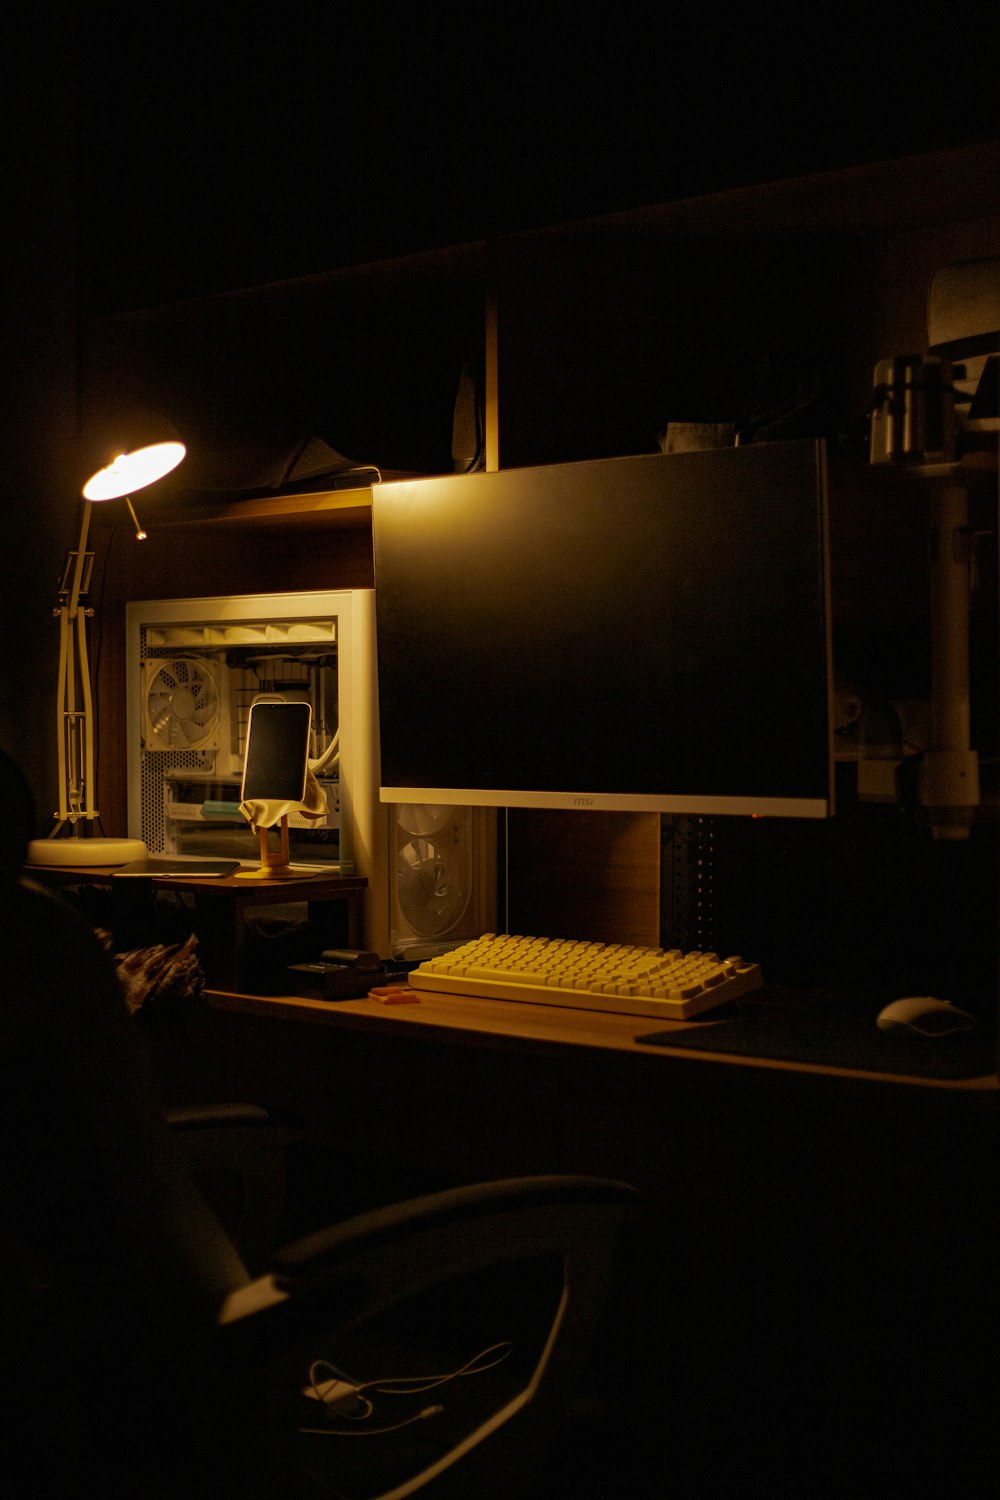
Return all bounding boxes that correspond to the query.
[235,816,317,879]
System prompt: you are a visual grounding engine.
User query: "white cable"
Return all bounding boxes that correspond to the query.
[300,1404,444,1438]
[300,1341,514,1438]
[309,729,340,776]
[366,1340,514,1395]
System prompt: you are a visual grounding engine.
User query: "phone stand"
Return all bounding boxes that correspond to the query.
[236,815,318,879]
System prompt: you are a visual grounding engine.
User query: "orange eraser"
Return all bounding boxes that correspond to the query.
[370,985,420,1004]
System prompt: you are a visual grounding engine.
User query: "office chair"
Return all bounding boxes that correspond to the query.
[216,1172,639,1499]
[0,749,639,1497]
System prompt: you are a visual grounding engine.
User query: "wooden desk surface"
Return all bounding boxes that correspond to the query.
[184,978,1000,1294]
[206,982,1000,1093]
[188,971,1000,1499]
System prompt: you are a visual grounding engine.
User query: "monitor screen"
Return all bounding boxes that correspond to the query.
[372,440,833,819]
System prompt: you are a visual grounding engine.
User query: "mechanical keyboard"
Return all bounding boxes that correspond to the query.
[408,933,763,1021]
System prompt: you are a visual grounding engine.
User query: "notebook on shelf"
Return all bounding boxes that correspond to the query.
[112,856,242,878]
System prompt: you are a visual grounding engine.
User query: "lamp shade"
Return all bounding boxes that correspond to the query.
[80,413,186,500]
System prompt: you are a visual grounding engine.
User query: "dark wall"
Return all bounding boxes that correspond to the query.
[0,20,79,826]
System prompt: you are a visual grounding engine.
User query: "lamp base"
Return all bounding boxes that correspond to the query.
[26,836,148,868]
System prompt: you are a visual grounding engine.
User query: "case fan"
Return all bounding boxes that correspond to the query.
[395,806,471,938]
[141,657,222,751]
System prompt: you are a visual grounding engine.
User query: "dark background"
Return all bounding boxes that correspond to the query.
[61,3,1000,313]
[1,3,997,821]
[0,29,997,1495]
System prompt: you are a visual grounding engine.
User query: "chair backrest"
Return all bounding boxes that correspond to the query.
[1,754,638,1497]
[219,1173,640,1499]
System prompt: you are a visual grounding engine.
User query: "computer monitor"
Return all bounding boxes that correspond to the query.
[372,439,833,819]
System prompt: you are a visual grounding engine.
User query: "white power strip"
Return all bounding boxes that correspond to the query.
[303,1377,364,1414]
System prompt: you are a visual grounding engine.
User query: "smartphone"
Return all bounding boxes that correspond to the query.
[240,700,312,803]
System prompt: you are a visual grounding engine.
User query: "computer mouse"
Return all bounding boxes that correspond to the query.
[876,995,976,1036]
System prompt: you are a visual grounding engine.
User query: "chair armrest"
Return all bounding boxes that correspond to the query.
[269,1174,639,1292]
[166,1102,301,1133]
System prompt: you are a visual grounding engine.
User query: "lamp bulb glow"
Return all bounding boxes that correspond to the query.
[83,440,186,501]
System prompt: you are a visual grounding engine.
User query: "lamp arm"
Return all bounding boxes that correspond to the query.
[54,588,71,825]
[65,499,93,620]
[76,604,98,820]
[52,501,98,832]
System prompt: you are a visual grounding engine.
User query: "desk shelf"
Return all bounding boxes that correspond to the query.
[25,863,367,991]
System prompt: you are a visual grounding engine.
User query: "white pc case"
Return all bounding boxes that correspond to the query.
[125,589,389,952]
[125,589,495,960]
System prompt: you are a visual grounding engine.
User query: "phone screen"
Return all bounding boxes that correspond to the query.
[241,701,312,802]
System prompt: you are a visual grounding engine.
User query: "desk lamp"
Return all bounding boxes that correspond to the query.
[26,418,186,867]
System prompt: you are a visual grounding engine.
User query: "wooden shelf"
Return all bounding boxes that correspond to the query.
[25,862,368,990]
[99,446,995,539]
[93,483,377,533]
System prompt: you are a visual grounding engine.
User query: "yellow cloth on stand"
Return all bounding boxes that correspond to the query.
[239,767,327,832]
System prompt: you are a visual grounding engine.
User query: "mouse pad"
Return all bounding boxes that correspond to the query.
[636,992,997,1080]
